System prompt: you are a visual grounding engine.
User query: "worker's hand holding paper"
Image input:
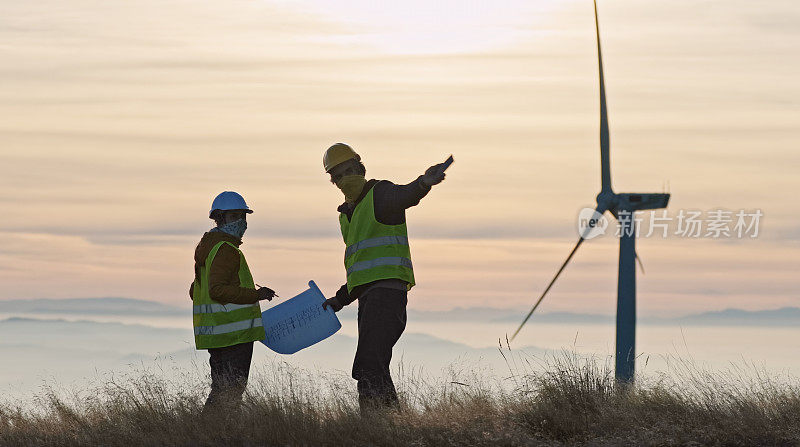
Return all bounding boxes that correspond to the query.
[322,296,343,312]
[260,280,341,354]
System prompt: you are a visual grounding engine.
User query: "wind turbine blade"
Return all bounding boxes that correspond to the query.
[595,0,612,193]
[511,237,585,341]
[511,205,607,340]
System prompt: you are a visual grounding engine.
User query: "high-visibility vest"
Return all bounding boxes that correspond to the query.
[339,183,415,293]
[192,241,265,349]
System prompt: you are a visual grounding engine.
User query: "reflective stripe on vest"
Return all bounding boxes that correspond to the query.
[192,240,265,349]
[339,183,415,292]
[345,235,409,259]
[193,303,255,314]
[346,256,413,275]
[194,317,263,336]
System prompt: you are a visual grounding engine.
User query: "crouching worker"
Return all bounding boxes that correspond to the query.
[190,191,276,412]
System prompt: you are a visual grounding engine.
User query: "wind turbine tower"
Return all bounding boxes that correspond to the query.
[512,0,670,384]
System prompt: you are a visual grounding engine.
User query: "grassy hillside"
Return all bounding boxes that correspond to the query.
[1,353,798,446]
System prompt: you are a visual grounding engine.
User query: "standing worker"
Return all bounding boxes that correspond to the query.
[190,191,277,412]
[321,143,448,412]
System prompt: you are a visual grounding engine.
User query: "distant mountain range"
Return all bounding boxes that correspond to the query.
[407,306,800,327]
[355,306,800,327]
[1,297,799,327]
[667,307,800,327]
[0,315,544,398]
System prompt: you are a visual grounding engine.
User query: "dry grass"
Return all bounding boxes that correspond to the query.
[1,351,799,447]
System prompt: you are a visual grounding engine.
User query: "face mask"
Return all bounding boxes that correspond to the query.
[218,218,247,239]
[336,175,366,203]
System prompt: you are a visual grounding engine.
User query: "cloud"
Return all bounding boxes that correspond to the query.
[0,0,798,317]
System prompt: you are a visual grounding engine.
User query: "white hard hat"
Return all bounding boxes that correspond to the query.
[209,191,253,218]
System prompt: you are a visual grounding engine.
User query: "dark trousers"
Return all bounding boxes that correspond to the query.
[204,341,254,411]
[352,288,408,412]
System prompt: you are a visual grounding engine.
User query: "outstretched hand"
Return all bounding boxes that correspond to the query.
[422,163,446,187]
[322,297,343,312]
[257,286,277,301]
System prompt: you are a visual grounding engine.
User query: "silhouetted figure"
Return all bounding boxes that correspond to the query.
[190,191,276,412]
[321,143,447,412]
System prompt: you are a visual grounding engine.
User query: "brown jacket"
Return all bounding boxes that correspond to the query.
[189,231,260,305]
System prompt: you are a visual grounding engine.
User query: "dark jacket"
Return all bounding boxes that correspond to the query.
[334,176,431,306]
[189,231,260,305]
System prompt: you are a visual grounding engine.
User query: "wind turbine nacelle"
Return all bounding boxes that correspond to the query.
[615,193,670,211]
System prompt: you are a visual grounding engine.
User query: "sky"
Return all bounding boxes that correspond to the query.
[1,0,799,318]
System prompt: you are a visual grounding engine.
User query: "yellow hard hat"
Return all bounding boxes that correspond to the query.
[323,143,361,173]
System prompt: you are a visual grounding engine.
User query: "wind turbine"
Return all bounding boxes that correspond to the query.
[511,0,670,384]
